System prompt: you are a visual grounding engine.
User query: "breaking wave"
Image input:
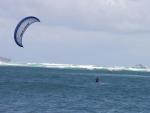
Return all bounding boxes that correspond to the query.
[0,62,150,73]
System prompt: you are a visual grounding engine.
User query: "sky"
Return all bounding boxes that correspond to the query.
[0,0,150,66]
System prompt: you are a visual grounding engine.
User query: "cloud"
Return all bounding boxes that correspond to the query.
[1,0,150,33]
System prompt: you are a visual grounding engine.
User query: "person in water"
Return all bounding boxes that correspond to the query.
[96,76,99,82]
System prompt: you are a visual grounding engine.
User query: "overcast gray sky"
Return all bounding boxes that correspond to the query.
[0,0,150,66]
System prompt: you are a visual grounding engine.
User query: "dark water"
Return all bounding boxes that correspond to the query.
[0,66,150,113]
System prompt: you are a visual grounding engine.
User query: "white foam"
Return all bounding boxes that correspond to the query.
[0,62,150,72]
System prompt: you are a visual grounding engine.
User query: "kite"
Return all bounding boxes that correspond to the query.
[14,16,40,47]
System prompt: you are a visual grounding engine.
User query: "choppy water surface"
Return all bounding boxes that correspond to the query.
[0,66,150,113]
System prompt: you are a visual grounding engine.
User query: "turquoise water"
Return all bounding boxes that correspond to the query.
[0,66,150,113]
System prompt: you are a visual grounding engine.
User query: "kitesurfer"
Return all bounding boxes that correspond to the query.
[96,76,99,83]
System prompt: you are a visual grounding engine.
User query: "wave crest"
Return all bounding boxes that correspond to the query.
[0,62,150,72]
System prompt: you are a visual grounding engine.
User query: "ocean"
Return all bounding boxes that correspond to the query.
[0,63,150,113]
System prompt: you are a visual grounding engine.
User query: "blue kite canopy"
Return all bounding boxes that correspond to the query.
[14,16,40,47]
